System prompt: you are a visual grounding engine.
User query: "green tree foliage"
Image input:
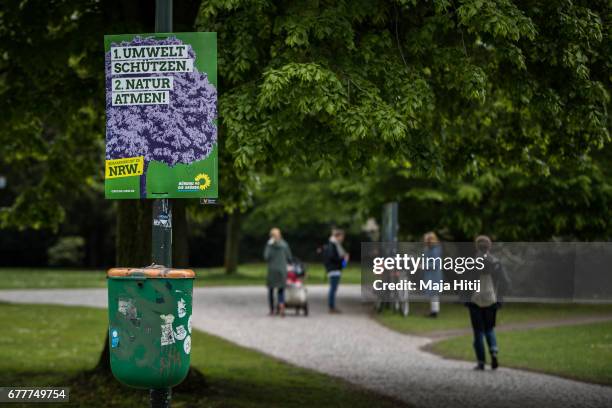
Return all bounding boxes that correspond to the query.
[242,173,365,234]
[0,0,104,229]
[47,235,85,266]
[358,154,612,240]
[196,0,610,242]
[197,0,610,181]
[1,0,610,243]
[0,0,201,232]
[251,152,612,241]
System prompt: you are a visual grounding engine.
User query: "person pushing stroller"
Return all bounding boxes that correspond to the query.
[263,227,293,317]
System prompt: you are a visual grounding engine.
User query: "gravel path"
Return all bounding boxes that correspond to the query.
[1,286,611,408]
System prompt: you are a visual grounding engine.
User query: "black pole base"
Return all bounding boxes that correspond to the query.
[150,388,171,408]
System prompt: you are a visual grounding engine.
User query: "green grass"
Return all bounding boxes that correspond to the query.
[376,302,612,335]
[380,302,612,385]
[0,263,362,289]
[195,262,362,286]
[430,321,612,385]
[0,302,404,408]
[0,268,107,289]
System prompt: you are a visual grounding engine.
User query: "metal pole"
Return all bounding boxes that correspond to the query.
[152,199,173,267]
[155,0,173,33]
[151,1,173,407]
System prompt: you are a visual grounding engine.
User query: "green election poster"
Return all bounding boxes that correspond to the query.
[104,32,217,199]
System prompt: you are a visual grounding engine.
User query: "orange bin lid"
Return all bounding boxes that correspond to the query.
[107,265,195,279]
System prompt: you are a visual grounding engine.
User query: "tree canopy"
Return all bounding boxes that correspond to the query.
[0,0,104,228]
[1,0,610,246]
[198,0,610,181]
[0,0,201,230]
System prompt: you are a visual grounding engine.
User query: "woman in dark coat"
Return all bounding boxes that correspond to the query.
[263,227,292,316]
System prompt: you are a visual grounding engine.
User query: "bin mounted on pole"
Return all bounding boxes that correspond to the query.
[106,267,195,398]
[104,0,217,405]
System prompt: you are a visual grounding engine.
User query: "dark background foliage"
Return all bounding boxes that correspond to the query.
[1,0,610,268]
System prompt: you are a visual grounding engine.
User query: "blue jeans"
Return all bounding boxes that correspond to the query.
[268,287,285,312]
[328,275,341,309]
[473,329,498,363]
[468,303,498,363]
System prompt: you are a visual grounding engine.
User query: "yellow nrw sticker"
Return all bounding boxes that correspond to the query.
[106,157,144,179]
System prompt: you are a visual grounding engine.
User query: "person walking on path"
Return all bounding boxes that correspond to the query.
[423,232,442,318]
[464,235,511,370]
[263,227,293,317]
[323,228,349,314]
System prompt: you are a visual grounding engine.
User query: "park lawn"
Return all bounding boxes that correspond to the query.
[376,302,612,335]
[0,268,107,289]
[0,303,404,408]
[430,321,612,385]
[0,263,361,289]
[194,262,362,286]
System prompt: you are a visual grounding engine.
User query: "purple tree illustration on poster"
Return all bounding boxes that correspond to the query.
[105,36,217,198]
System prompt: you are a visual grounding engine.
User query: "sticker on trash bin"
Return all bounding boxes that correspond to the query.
[174,325,187,341]
[187,315,192,333]
[177,298,187,318]
[160,314,176,346]
[111,329,120,348]
[118,298,137,319]
[183,335,191,354]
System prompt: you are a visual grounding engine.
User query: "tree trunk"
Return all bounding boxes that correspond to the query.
[116,200,153,266]
[172,200,189,268]
[224,211,241,274]
[95,200,152,372]
[96,332,111,372]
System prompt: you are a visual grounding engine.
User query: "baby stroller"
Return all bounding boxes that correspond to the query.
[285,259,308,316]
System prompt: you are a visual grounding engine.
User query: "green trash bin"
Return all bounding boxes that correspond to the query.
[107,266,195,389]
